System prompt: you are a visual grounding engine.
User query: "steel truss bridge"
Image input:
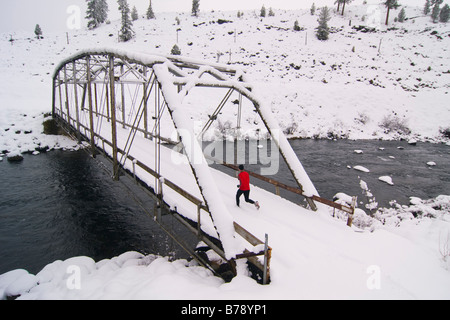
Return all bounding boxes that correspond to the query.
[52,49,356,284]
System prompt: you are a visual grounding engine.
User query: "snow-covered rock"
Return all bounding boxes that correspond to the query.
[379,176,394,185]
[354,165,370,173]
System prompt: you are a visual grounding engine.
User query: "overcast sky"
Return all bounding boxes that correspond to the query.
[0,0,424,34]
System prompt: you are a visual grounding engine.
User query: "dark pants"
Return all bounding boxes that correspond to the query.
[236,189,255,206]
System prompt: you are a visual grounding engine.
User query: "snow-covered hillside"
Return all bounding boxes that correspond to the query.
[1,3,449,151]
[1,2,449,300]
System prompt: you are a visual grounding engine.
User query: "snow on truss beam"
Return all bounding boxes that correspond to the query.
[166,54,240,76]
[153,56,320,209]
[153,62,242,259]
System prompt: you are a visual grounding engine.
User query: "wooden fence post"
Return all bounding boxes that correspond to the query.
[346,196,357,227]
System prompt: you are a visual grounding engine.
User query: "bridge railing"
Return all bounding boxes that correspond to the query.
[212,159,357,227]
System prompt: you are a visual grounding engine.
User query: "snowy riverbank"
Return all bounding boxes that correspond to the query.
[1,193,449,300]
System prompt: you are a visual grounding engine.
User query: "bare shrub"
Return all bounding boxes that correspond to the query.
[379,114,411,135]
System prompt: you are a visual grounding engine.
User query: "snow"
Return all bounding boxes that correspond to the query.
[379,175,394,185]
[0,269,38,299]
[333,192,354,205]
[1,2,450,300]
[153,62,242,259]
[354,165,370,173]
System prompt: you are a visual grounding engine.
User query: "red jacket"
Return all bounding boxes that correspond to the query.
[238,171,250,191]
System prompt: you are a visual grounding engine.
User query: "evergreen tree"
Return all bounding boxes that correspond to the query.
[192,0,200,17]
[131,6,138,21]
[431,1,441,22]
[316,6,331,40]
[86,0,98,29]
[424,0,431,15]
[34,24,43,39]
[384,0,400,25]
[398,7,406,22]
[440,3,450,22]
[86,0,109,29]
[294,20,301,31]
[96,0,109,24]
[268,8,275,16]
[146,0,155,19]
[171,44,181,55]
[118,0,134,42]
[311,3,316,15]
[260,5,266,17]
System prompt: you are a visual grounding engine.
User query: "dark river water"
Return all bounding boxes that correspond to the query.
[0,150,188,275]
[289,139,449,208]
[0,139,449,274]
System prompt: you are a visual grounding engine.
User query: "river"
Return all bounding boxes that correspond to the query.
[0,139,448,274]
[0,150,189,275]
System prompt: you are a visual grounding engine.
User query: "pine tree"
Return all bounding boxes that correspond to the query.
[171,44,181,55]
[86,0,109,29]
[268,8,275,17]
[146,0,155,19]
[131,6,138,21]
[86,0,98,29]
[398,7,406,22]
[440,3,450,22]
[96,0,109,24]
[384,0,400,25]
[192,0,200,17]
[431,1,441,22]
[424,0,431,15]
[34,24,43,39]
[316,6,331,41]
[260,5,266,17]
[118,0,134,42]
[311,3,316,15]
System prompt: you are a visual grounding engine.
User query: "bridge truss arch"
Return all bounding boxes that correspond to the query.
[51,49,339,283]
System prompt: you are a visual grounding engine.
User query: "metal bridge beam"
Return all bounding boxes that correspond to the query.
[51,49,338,284]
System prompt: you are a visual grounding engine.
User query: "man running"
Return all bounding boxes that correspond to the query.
[236,165,260,209]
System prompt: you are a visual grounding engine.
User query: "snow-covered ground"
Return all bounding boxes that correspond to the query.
[1,2,449,147]
[1,192,449,300]
[0,2,449,300]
